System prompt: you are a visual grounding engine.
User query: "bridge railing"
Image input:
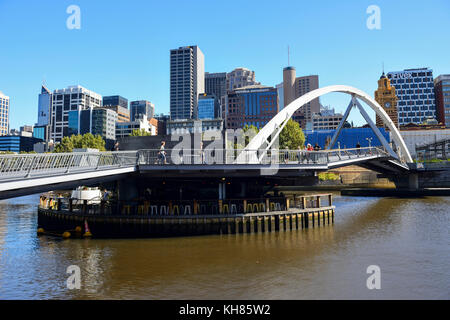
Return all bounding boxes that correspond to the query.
[137,147,388,166]
[0,147,389,181]
[0,151,138,180]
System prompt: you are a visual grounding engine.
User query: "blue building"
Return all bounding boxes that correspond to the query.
[198,94,219,119]
[387,68,436,125]
[0,135,43,153]
[305,127,390,150]
[226,85,278,129]
[37,85,52,126]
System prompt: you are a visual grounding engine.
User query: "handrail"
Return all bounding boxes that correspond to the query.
[0,147,390,181]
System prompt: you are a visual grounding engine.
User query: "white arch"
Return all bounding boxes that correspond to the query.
[244,85,413,163]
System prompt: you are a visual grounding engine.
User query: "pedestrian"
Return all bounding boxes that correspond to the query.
[297,145,303,163]
[112,141,119,151]
[158,141,167,165]
[313,143,321,163]
[356,142,361,156]
[306,143,313,163]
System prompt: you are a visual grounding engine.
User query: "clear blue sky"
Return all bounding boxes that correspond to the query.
[0,0,449,130]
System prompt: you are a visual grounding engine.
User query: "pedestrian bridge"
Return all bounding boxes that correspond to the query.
[0,147,408,199]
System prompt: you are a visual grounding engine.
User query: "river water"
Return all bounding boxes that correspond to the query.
[0,194,448,300]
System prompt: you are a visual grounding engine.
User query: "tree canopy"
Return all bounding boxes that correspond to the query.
[53,133,106,153]
[130,129,151,136]
[279,119,305,150]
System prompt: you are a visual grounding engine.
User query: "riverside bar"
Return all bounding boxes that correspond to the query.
[37,193,335,238]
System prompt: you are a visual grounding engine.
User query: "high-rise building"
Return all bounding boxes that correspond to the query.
[68,107,117,141]
[375,72,399,129]
[198,94,220,119]
[37,85,52,126]
[103,95,128,109]
[226,68,260,92]
[205,72,227,99]
[0,91,10,136]
[154,114,170,135]
[170,46,205,120]
[387,68,436,126]
[282,67,320,128]
[276,83,285,110]
[434,74,450,127]
[36,85,52,142]
[130,100,154,122]
[283,67,296,107]
[50,85,102,143]
[226,85,278,130]
[205,72,227,118]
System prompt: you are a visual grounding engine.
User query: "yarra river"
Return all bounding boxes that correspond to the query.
[0,194,448,299]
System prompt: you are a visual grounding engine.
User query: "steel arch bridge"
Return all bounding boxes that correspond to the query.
[243,85,413,164]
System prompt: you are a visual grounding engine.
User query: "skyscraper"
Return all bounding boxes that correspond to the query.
[434,74,450,127]
[0,91,10,136]
[130,100,155,122]
[387,68,436,126]
[50,85,102,143]
[37,85,52,126]
[205,72,227,99]
[170,46,205,120]
[282,66,320,128]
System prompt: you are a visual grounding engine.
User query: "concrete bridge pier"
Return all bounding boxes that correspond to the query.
[408,173,419,190]
[117,177,139,201]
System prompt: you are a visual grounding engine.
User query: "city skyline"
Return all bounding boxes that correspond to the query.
[1,0,450,130]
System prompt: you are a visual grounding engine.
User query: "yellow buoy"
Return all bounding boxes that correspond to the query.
[37,228,45,235]
[62,231,71,239]
[83,231,92,238]
[75,226,82,233]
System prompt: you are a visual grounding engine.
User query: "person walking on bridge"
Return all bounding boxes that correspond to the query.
[158,141,167,165]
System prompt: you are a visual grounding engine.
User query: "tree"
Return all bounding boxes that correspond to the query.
[130,129,151,136]
[54,133,106,153]
[279,119,305,150]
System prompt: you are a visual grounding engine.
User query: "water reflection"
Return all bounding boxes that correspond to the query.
[0,194,449,299]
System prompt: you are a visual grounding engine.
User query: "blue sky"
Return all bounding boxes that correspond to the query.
[0,0,449,130]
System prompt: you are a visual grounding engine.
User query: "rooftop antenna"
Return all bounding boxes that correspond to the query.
[288,45,290,66]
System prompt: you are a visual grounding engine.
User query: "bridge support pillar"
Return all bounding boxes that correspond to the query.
[408,173,419,190]
[117,177,139,201]
[239,182,247,197]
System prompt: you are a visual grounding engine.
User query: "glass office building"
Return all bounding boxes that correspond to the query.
[387,68,436,126]
[434,74,450,127]
[198,94,219,119]
[226,85,278,129]
[0,135,43,153]
[103,95,128,109]
[130,100,155,122]
[68,108,117,140]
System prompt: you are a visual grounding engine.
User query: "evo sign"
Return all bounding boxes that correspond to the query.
[390,72,413,80]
